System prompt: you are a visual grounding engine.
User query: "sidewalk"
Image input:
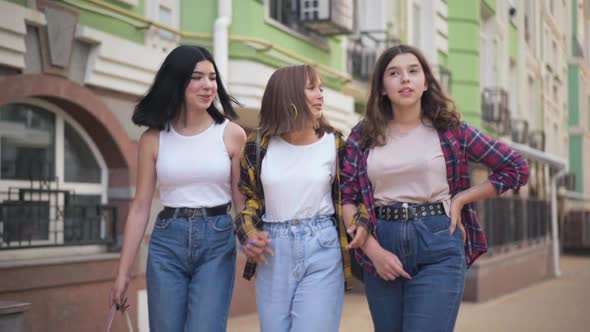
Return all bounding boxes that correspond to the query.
[227,255,590,332]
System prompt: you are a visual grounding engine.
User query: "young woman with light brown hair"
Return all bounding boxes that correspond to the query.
[234,64,357,332]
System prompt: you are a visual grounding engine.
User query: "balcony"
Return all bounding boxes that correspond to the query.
[481,87,511,136]
[347,44,377,81]
[346,31,399,82]
[298,0,354,35]
[511,119,529,144]
[528,129,546,151]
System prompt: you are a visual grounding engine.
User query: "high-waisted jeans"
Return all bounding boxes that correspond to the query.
[364,214,466,332]
[255,215,345,332]
[146,213,236,332]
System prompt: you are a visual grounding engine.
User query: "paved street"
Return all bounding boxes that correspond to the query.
[228,255,590,332]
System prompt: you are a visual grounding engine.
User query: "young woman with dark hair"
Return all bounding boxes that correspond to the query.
[110,45,246,332]
[234,64,356,332]
[341,44,529,332]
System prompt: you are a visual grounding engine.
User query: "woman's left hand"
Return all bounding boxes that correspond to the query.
[450,195,467,244]
[346,224,369,249]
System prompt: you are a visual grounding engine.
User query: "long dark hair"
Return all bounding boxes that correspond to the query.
[132,45,240,130]
[361,44,460,148]
[258,64,332,136]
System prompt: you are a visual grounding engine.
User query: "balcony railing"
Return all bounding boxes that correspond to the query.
[346,31,400,82]
[0,180,117,250]
[511,119,529,144]
[528,130,546,151]
[481,87,511,136]
[347,44,377,81]
[477,197,551,253]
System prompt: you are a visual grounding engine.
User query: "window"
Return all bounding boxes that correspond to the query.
[0,104,55,181]
[266,0,326,44]
[412,3,421,48]
[145,0,179,52]
[269,0,304,32]
[157,3,173,40]
[0,101,109,249]
[64,122,101,183]
[528,76,537,129]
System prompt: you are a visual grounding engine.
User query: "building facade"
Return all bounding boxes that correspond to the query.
[0,0,360,330]
[568,0,590,197]
[0,0,587,330]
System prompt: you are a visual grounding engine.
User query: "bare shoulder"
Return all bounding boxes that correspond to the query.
[224,121,247,143]
[139,128,160,159]
[223,121,247,156]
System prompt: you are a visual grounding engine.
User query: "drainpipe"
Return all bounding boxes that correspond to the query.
[214,0,231,83]
[550,168,568,277]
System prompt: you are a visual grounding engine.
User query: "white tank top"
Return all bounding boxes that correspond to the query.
[261,133,336,222]
[156,119,231,208]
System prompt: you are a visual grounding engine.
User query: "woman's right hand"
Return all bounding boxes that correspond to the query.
[110,275,130,311]
[367,246,411,281]
[240,231,274,265]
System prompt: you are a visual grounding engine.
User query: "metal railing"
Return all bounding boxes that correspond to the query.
[347,45,377,81]
[0,181,117,249]
[477,197,551,252]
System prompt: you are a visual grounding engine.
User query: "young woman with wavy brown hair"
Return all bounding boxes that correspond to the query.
[341,44,529,331]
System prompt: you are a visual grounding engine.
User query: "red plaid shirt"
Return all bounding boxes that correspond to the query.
[341,122,529,275]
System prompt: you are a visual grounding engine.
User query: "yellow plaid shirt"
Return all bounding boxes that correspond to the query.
[234,129,355,290]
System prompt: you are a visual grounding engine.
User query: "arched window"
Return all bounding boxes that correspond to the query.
[0,100,110,249]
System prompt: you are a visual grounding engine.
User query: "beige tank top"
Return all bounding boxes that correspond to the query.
[367,121,451,215]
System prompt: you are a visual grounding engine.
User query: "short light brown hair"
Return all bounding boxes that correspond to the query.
[259,64,332,136]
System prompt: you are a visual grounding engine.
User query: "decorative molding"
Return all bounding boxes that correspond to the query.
[45,6,77,68]
[0,1,46,70]
[75,25,166,96]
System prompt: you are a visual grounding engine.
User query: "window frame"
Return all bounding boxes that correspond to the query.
[0,98,108,249]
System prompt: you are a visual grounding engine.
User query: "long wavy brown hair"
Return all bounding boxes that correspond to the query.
[360,44,461,148]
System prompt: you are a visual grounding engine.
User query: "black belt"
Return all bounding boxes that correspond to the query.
[376,202,445,221]
[159,203,230,219]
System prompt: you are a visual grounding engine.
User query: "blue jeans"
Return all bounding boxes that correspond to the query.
[146,213,236,332]
[364,215,466,332]
[255,215,345,332]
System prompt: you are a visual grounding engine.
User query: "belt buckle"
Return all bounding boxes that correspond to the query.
[401,203,409,222]
[188,208,199,218]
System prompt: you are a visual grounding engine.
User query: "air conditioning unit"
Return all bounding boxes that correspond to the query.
[299,0,354,35]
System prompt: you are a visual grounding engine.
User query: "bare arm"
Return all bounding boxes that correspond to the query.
[224,122,247,213]
[343,204,357,228]
[110,129,158,307]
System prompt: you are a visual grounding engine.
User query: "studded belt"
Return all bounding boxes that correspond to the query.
[375,202,445,221]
